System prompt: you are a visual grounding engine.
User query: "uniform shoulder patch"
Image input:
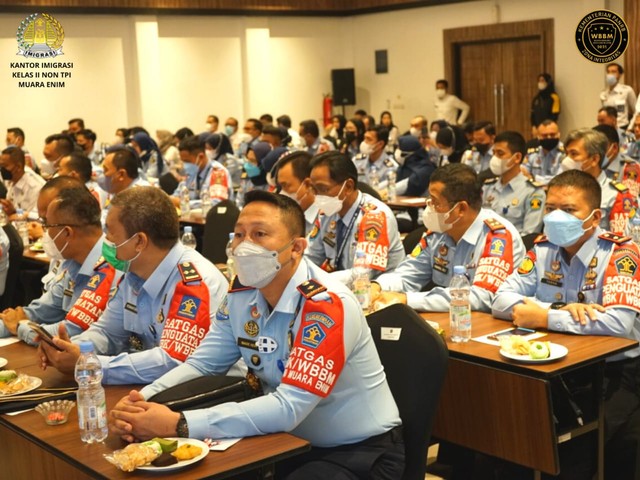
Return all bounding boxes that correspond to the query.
[527,147,537,154]
[228,275,254,292]
[533,234,549,244]
[527,178,543,188]
[178,262,202,283]
[611,181,628,193]
[484,218,505,231]
[297,279,327,299]
[599,232,632,245]
[383,158,395,167]
[483,177,498,185]
[354,153,367,160]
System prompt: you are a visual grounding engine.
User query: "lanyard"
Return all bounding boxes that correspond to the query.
[334,197,364,269]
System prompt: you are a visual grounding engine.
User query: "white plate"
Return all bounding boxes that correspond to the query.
[499,342,568,363]
[29,246,44,252]
[0,358,7,369]
[0,375,42,397]
[137,438,209,472]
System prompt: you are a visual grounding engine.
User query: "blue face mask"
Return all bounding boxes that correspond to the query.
[224,125,235,136]
[243,161,262,178]
[543,209,596,247]
[97,173,112,192]
[182,161,199,178]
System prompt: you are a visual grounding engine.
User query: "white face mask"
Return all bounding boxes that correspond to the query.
[489,154,515,176]
[422,203,460,233]
[429,131,438,141]
[232,239,293,289]
[409,127,421,138]
[314,181,347,217]
[279,183,306,204]
[394,149,407,165]
[538,82,547,91]
[435,88,446,99]
[42,228,69,260]
[359,141,375,156]
[561,156,583,172]
[205,149,216,162]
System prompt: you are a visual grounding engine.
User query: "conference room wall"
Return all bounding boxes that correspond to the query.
[0,0,627,163]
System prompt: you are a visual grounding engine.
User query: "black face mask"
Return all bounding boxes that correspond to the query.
[475,143,490,155]
[1,168,12,181]
[540,138,560,151]
[344,132,356,144]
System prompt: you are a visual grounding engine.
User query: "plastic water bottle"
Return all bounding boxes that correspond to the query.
[201,188,212,216]
[179,184,191,216]
[632,213,640,245]
[15,209,29,246]
[181,226,197,250]
[352,250,371,311]
[75,341,108,443]
[387,171,397,201]
[226,232,236,280]
[369,166,380,191]
[449,265,472,343]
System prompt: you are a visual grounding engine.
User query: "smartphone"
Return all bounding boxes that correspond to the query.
[487,327,535,341]
[26,321,64,351]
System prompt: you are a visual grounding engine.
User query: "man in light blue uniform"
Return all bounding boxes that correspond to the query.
[305,151,405,285]
[38,187,228,385]
[524,119,565,185]
[461,120,495,176]
[109,191,404,479]
[371,164,525,313]
[482,131,545,236]
[353,125,398,188]
[0,179,116,343]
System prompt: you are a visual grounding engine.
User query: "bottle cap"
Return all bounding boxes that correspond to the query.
[79,341,95,353]
[184,226,192,233]
[453,265,466,275]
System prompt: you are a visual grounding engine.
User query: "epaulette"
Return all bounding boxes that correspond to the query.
[611,181,629,193]
[362,202,378,212]
[533,234,549,244]
[527,178,543,188]
[527,147,537,154]
[599,232,631,245]
[93,255,109,270]
[558,144,565,152]
[228,275,254,292]
[384,158,395,167]
[354,153,367,160]
[483,177,498,185]
[178,261,202,283]
[297,279,327,299]
[484,218,505,231]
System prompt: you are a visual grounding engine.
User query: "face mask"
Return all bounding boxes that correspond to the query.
[489,154,514,176]
[435,88,446,99]
[224,125,235,136]
[42,228,69,260]
[422,203,460,233]
[314,181,347,217]
[205,150,217,163]
[394,149,408,165]
[102,233,140,272]
[232,239,293,289]
[344,132,356,144]
[561,156,583,171]
[538,82,548,91]
[243,161,262,178]
[409,127,421,138]
[606,73,617,86]
[539,138,559,151]
[440,147,453,157]
[97,173,112,192]
[0,168,12,181]
[359,141,375,156]
[279,183,306,204]
[543,209,596,247]
[205,123,215,132]
[429,131,438,141]
[183,161,199,177]
[113,135,125,145]
[475,143,490,155]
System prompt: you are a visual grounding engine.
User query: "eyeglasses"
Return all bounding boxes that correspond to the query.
[426,198,448,210]
[39,220,84,231]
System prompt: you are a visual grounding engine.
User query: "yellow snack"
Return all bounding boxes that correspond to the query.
[499,335,531,355]
[171,443,202,461]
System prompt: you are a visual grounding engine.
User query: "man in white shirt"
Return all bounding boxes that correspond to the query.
[434,79,470,126]
[0,146,45,218]
[600,63,636,130]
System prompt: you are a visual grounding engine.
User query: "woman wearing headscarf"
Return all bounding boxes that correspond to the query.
[531,73,561,136]
[340,118,365,159]
[156,129,181,173]
[380,111,399,153]
[435,125,468,167]
[130,131,166,179]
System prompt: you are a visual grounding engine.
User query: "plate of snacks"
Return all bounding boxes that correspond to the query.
[0,370,42,397]
[105,437,209,472]
[498,336,568,363]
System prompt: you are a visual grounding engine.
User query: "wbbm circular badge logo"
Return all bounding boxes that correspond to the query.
[16,13,65,59]
[575,10,628,63]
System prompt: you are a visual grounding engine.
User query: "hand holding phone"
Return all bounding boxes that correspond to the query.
[26,321,64,351]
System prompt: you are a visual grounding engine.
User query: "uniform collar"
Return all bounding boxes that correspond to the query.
[573,227,602,267]
[268,259,310,315]
[459,209,488,246]
[340,190,362,223]
[138,242,185,298]
[78,234,107,278]
[304,203,320,227]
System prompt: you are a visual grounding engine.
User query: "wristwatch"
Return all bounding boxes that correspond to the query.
[176,412,189,438]
[550,302,567,310]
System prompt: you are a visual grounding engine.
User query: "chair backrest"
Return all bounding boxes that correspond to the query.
[402,226,426,255]
[521,232,539,252]
[201,200,240,264]
[158,172,179,196]
[357,181,382,201]
[0,224,23,310]
[366,303,449,480]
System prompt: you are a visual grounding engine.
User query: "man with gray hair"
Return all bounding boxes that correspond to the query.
[560,128,636,234]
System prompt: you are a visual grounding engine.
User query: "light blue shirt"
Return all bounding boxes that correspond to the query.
[140,259,400,447]
[524,144,564,185]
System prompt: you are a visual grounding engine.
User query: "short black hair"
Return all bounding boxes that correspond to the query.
[494,131,526,158]
[538,119,558,128]
[1,145,25,167]
[174,127,194,141]
[277,115,292,129]
[45,133,75,156]
[473,121,496,136]
[76,129,97,142]
[262,125,284,139]
[436,79,449,88]
[68,118,85,129]
[598,106,618,118]
[178,135,205,155]
[52,186,101,229]
[278,151,313,182]
[109,146,140,179]
[310,151,358,185]
[260,114,273,123]
[207,114,219,123]
[607,62,623,75]
[368,125,389,146]
[246,118,263,133]
[592,124,619,146]
[299,120,319,138]
[110,186,179,250]
[6,127,25,141]
[430,163,482,210]
[244,190,305,238]
[548,170,601,211]
[41,175,85,195]
[354,109,367,116]
[64,152,93,182]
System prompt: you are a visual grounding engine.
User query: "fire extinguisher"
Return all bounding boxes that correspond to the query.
[323,94,333,129]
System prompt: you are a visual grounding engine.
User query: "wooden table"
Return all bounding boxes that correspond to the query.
[386,195,426,210]
[0,342,310,479]
[22,246,50,265]
[424,311,638,479]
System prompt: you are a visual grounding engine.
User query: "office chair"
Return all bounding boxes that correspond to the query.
[366,304,449,480]
[0,224,24,309]
[158,172,179,196]
[201,200,240,264]
[521,232,540,252]
[402,226,426,255]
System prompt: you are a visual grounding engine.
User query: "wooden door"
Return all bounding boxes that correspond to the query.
[458,42,502,127]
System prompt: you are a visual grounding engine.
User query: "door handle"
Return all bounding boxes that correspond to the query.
[499,84,505,127]
[493,84,499,126]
